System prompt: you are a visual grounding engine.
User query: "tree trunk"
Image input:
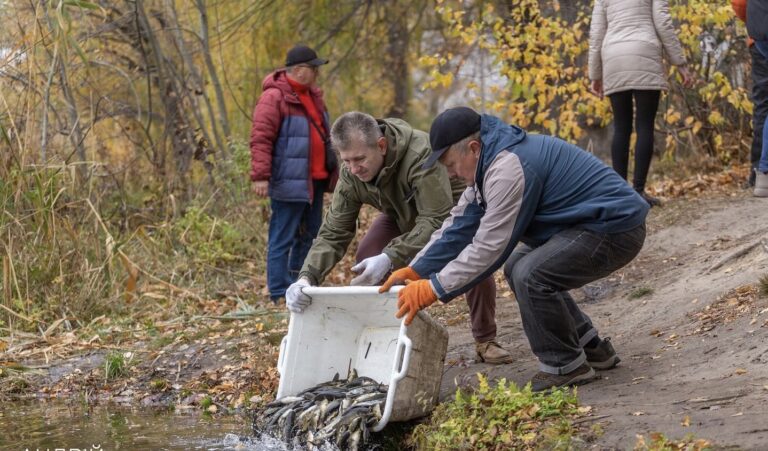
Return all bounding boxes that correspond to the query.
[165,0,221,173]
[385,1,410,118]
[195,0,231,152]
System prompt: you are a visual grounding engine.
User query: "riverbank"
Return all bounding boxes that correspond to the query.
[3,165,766,449]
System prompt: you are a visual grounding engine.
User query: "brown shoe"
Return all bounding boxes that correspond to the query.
[475,340,514,364]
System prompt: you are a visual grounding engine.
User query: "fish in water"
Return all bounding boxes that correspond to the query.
[253,369,387,450]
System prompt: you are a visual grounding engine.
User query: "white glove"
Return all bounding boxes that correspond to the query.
[286,278,312,313]
[350,253,392,286]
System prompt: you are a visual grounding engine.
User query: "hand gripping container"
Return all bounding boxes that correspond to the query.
[275,286,448,431]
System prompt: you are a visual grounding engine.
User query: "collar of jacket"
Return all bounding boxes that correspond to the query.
[262,69,324,105]
[361,142,397,194]
[475,114,527,195]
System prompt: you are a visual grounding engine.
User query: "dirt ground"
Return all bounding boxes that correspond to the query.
[4,188,768,449]
[440,191,768,449]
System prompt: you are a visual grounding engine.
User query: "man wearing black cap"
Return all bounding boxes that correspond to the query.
[250,44,338,303]
[380,107,649,391]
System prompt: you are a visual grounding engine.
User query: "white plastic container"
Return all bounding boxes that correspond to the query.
[275,286,448,432]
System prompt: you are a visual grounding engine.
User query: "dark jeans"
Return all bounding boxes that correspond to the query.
[503,224,646,374]
[267,180,326,300]
[608,89,661,192]
[357,214,498,342]
[751,44,768,176]
[752,41,768,173]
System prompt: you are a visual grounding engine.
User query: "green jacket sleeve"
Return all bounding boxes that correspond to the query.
[299,171,362,285]
[382,164,454,268]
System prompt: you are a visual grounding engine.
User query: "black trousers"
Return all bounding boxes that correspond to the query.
[608,89,661,192]
[503,224,646,373]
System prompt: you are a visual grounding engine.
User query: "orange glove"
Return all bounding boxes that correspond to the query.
[378,266,421,293]
[395,279,438,325]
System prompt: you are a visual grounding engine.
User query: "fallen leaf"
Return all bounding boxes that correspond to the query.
[631,411,645,416]
[735,368,747,375]
[681,415,691,427]
[521,432,537,443]
[119,252,139,303]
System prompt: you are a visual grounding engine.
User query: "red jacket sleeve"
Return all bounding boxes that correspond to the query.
[732,0,747,22]
[250,88,283,182]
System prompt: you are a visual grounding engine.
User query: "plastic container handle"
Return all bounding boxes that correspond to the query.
[372,320,412,432]
[393,335,412,381]
[277,335,288,375]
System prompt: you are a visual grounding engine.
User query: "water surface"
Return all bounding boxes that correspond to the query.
[0,401,286,451]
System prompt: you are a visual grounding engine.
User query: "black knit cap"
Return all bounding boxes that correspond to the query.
[285,44,329,67]
[423,106,482,169]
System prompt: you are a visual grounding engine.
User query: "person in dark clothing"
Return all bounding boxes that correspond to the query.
[733,0,768,191]
[742,0,768,194]
[249,45,338,302]
[751,43,768,195]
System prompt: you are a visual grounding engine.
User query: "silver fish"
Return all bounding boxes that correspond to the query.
[254,368,387,449]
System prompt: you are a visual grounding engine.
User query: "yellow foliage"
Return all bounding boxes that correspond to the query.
[708,111,724,126]
[667,110,682,125]
[420,0,751,162]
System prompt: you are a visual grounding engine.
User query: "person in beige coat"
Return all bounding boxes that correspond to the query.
[589,0,693,207]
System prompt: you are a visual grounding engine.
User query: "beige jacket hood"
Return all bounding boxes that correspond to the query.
[589,0,686,96]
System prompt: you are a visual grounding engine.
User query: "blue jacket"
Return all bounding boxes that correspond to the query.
[411,114,649,301]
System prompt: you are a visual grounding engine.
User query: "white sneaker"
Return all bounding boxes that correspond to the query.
[755,170,768,197]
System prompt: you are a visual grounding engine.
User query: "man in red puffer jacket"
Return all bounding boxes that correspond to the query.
[250,44,339,303]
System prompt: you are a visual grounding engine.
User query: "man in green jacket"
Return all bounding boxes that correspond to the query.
[285,111,512,364]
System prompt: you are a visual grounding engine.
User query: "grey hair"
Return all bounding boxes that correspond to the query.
[450,131,481,153]
[331,112,383,151]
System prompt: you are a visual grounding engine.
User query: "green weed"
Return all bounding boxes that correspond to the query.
[629,286,654,299]
[104,352,128,380]
[150,378,168,391]
[408,374,583,450]
[171,206,247,266]
[758,274,768,297]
